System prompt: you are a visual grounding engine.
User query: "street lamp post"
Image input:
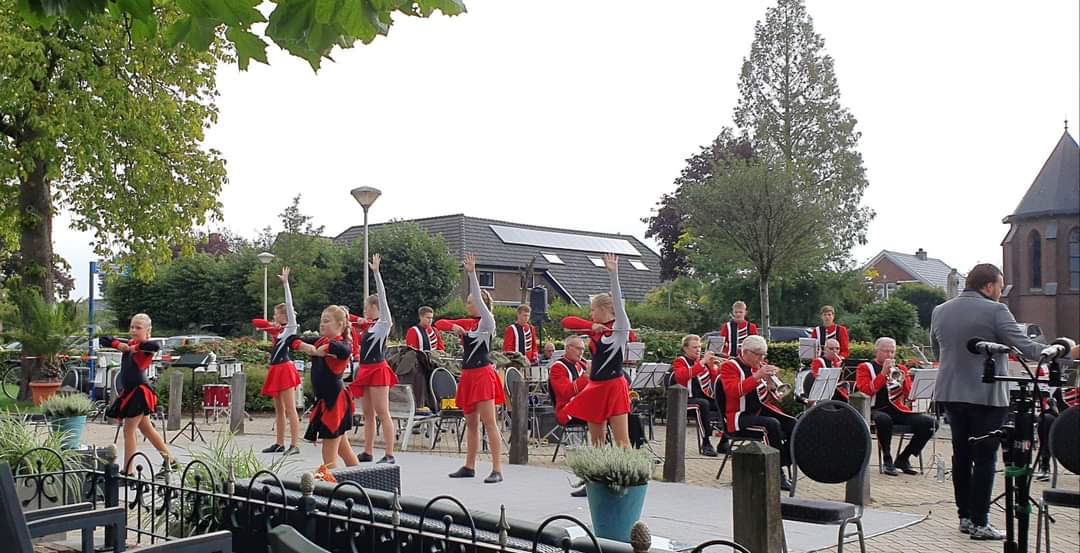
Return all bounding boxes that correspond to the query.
[350,186,382,298]
[257,252,276,340]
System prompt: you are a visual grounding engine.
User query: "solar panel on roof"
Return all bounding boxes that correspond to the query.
[490,225,641,256]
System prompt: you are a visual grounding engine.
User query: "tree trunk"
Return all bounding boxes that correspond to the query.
[758,273,771,341]
[16,149,55,401]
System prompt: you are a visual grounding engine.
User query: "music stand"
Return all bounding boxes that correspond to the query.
[908,369,938,402]
[798,338,820,361]
[170,352,211,444]
[624,342,645,363]
[631,362,670,391]
[808,368,841,402]
[705,336,725,355]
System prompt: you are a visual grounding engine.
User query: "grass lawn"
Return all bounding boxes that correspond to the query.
[0,394,36,413]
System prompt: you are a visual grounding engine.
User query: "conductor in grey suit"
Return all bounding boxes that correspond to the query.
[930,263,1044,540]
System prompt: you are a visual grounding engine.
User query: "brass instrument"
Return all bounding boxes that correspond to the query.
[888,366,905,386]
[768,375,793,397]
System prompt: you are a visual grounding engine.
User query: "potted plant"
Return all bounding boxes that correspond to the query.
[41,393,95,449]
[566,446,653,542]
[2,289,81,406]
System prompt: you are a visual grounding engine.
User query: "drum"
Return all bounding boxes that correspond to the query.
[202,384,231,407]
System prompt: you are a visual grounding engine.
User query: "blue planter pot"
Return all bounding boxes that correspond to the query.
[584,482,648,542]
[50,416,87,450]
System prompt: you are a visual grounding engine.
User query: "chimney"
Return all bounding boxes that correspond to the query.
[915,248,927,261]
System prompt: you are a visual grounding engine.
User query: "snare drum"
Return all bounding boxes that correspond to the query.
[202,384,231,407]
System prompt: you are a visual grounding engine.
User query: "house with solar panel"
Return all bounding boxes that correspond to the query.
[334,214,663,306]
[862,248,963,300]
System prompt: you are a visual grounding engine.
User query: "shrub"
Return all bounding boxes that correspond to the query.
[860,298,919,344]
[567,446,653,490]
[40,393,95,418]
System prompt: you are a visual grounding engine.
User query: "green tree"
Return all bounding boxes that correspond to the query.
[733,0,873,263]
[18,0,467,71]
[860,298,918,345]
[335,222,460,331]
[1,1,227,300]
[893,283,946,328]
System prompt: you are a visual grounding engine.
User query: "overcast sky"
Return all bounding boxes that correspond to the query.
[54,0,1080,299]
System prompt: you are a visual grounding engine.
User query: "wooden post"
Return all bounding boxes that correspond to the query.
[846,392,872,505]
[167,371,183,431]
[732,441,786,553]
[229,373,246,434]
[509,379,529,465]
[663,385,687,482]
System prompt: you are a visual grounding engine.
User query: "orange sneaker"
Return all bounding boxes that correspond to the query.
[314,464,337,483]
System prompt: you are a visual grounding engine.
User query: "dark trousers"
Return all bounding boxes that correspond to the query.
[871,405,935,462]
[1037,410,1056,465]
[943,402,1008,527]
[736,407,796,466]
[688,397,719,445]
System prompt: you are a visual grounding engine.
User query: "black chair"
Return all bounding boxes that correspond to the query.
[1036,405,1080,553]
[0,462,231,553]
[783,400,869,553]
[269,524,330,553]
[429,368,465,451]
[713,391,765,479]
[551,419,589,462]
[874,423,927,474]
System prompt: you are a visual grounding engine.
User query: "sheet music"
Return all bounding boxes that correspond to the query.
[706,336,725,354]
[909,369,938,401]
[631,362,670,390]
[808,368,841,402]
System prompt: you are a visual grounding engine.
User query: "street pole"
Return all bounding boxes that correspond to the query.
[363,206,370,298]
[262,264,268,341]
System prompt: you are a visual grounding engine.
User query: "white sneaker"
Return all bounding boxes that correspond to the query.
[969,524,1006,540]
[958,518,973,534]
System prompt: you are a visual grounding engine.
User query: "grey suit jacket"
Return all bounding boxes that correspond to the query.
[930,290,1044,407]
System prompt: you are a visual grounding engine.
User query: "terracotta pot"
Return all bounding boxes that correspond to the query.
[29,380,62,406]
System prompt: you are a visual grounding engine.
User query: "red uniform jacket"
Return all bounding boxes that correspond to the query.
[856,360,912,413]
[719,320,758,357]
[548,357,589,421]
[503,323,538,363]
[347,314,371,361]
[405,325,444,352]
[810,324,850,359]
[672,354,719,399]
[719,357,770,432]
[810,355,849,400]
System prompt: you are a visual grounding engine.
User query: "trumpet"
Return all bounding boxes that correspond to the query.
[768,375,792,397]
[888,366,905,386]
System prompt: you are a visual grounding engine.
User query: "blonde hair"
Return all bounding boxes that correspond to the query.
[681,334,701,348]
[131,313,152,335]
[418,306,434,317]
[516,304,531,314]
[365,294,380,309]
[732,301,747,311]
[591,293,614,312]
[322,305,349,338]
[273,302,287,315]
[820,305,836,315]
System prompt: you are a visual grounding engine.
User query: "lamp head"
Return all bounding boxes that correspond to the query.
[350,186,382,209]
[257,252,275,265]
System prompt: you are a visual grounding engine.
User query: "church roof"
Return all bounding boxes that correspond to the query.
[1004,130,1080,223]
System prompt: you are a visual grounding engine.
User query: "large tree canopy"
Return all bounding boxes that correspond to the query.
[1,0,227,298]
[18,0,467,70]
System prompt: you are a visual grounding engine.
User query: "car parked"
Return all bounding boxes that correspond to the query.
[163,335,224,353]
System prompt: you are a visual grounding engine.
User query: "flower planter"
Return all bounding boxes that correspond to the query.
[584,481,648,542]
[50,416,88,449]
[29,381,62,406]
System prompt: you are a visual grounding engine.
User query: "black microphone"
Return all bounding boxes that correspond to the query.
[1038,337,1077,361]
[967,338,1012,355]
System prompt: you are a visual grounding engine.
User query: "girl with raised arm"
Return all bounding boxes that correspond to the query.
[561,254,633,448]
[101,314,176,473]
[252,267,302,455]
[293,306,360,481]
[434,253,504,483]
[347,254,399,464]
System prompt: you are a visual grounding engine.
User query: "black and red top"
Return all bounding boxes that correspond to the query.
[99,337,159,392]
[405,325,444,352]
[434,269,496,370]
[856,360,913,413]
[294,335,350,404]
[720,357,767,431]
[358,271,392,366]
[810,324,850,359]
[548,357,588,414]
[672,354,719,399]
[252,276,298,366]
[503,323,539,363]
[719,320,758,357]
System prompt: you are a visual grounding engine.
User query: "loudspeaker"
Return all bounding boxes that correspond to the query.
[529,286,548,318]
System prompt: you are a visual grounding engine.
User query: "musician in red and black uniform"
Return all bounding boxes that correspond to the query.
[347,255,398,464]
[504,305,539,364]
[1035,351,1079,480]
[101,313,175,474]
[720,334,795,491]
[405,306,444,352]
[435,253,505,483]
[856,337,935,476]
[806,338,849,403]
[810,305,850,359]
[252,266,302,456]
[561,254,634,448]
[293,306,359,481]
[672,335,722,457]
[549,335,590,425]
[718,301,758,358]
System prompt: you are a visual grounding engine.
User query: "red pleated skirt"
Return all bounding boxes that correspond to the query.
[305,388,353,441]
[348,361,398,397]
[262,361,302,397]
[106,384,158,419]
[456,365,505,415]
[562,377,631,424]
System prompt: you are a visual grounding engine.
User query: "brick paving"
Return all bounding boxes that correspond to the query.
[76,415,1079,552]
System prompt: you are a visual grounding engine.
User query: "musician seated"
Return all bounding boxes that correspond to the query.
[547,335,590,497]
[540,342,556,363]
[671,334,723,457]
[720,335,796,491]
[806,338,849,403]
[856,337,935,476]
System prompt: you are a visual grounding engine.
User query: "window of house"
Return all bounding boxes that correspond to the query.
[886,282,898,297]
[478,271,495,289]
[628,259,650,271]
[587,256,605,267]
[541,252,564,265]
[1030,231,1042,289]
[1070,228,1080,290]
